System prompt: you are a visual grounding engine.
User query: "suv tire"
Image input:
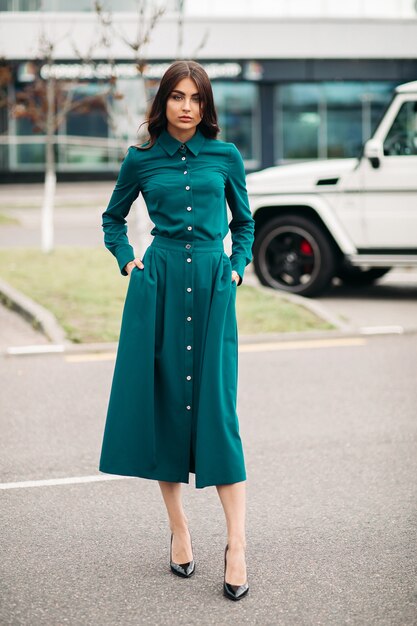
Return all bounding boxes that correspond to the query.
[253,215,336,297]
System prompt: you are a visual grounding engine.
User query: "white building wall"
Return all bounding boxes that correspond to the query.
[185,0,417,18]
[1,13,417,61]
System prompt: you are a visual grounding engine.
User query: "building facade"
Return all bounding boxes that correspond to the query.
[1,0,417,180]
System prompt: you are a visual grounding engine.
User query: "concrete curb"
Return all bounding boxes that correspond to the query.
[0,278,69,346]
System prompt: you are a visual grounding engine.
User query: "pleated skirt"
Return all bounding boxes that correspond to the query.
[98,234,246,489]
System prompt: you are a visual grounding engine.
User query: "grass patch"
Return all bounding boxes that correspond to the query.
[0,212,20,225]
[0,247,332,343]
[236,285,333,334]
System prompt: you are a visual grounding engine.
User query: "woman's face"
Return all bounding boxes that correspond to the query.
[165,77,203,136]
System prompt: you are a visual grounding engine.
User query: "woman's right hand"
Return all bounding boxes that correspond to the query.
[125,259,144,275]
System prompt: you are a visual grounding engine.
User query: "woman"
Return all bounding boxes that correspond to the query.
[99,60,255,601]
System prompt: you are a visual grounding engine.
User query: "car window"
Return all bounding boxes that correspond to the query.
[383,101,417,156]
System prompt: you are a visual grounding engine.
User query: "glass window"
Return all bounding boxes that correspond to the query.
[212,82,259,165]
[9,80,120,170]
[275,80,397,162]
[0,0,178,10]
[14,115,46,166]
[57,82,115,169]
[276,83,321,159]
[0,0,41,9]
[383,101,417,156]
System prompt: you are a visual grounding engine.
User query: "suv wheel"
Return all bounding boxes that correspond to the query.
[253,215,336,297]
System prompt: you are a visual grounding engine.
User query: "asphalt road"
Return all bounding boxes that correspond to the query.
[1,335,416,625]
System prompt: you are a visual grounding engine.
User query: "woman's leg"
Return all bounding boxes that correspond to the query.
[158,480,193,563]
[216,481,247,584]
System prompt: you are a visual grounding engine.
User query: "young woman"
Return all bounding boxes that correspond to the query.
[99,60,255,601]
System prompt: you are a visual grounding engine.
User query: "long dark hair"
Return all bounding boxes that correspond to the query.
[136,60,220,149]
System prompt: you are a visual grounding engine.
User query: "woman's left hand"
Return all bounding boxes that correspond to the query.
[231,270,241,284]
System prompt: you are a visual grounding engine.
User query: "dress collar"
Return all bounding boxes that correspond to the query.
[157,126,206,157]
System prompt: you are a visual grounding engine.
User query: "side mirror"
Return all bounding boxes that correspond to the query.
[363,139,383,169]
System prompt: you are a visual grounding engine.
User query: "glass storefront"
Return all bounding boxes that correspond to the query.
[2,70,259,172]
[0,68,408,175]
[275,81,398,163]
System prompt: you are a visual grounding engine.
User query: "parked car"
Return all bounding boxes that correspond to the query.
[247,80,417,296]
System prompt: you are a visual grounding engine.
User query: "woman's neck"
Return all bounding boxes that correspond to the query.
[166,125,197,144]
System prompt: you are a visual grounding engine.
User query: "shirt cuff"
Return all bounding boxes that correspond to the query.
[230,255,247,286]
[116,244,136,276]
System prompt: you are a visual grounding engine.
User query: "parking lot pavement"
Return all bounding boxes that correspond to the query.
[316,268,417,333]
[1,334,416,625]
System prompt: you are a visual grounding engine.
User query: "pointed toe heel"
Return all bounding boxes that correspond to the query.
[223,544,249,601]
[170,532,195,578]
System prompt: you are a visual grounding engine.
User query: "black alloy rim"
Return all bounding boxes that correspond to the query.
[258,226,320,290]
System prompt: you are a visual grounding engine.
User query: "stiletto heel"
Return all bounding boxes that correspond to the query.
[170,531,195,578]
[223,544,249,601]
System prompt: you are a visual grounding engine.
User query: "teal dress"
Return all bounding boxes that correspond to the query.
[98,126,255,489]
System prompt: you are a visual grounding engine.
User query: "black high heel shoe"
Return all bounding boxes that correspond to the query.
[223,544,249,601]
[170,531,195,578]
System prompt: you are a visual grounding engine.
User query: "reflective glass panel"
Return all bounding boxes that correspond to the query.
[212,82,259,163]
[276,81,397,162]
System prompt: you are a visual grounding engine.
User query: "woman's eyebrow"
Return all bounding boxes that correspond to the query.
[171,89,200,96]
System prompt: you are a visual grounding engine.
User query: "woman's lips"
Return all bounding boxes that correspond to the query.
[179,117,192,121]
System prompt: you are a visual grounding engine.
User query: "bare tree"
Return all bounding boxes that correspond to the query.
[95,1,168,251]
[8,23,123,253]
[95,1,166,143]
[94,1,209,252]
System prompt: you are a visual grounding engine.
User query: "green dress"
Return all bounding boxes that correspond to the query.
[98,126,255,489]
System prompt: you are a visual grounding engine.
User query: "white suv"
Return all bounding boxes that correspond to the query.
[247,80,417,296]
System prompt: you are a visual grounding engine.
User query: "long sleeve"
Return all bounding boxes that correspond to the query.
[102,147,140,275]
[225,144,255,286]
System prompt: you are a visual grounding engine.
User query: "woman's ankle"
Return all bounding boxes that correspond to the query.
[169,519,190,534]
[227,536,247,551]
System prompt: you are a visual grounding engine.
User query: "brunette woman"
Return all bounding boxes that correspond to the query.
[99,60,254,601]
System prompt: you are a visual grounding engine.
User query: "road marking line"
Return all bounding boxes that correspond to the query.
[65,352,117,362]
[6,344,65,355]
[360,325,404,335]
[0,474,131,490]
[63,337,367,362]
[239,337,367,352]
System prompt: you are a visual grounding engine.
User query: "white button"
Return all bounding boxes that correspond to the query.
[186,206,192,211]
[187,226,192,231]
[187,287,192,292]
[184,171,188,174]
[187,345,192,350]
[185,185,190,190]
[187,316,192,321]
[181,156,186,161]
[187,258,192,263]
[186,405,191,410]
[186,375,191,381]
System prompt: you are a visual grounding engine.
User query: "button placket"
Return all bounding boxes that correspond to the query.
[184,241,194,415]
[180,147,194,238]
[180,146,194,416]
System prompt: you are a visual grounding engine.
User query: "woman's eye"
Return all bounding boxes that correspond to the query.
[172,94,182,100]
